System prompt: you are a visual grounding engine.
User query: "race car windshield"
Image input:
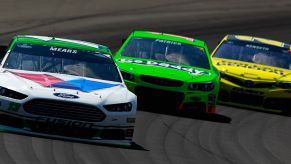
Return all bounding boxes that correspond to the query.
[214,40,291,70]
[4,43,122,82]
[121,37,210,69]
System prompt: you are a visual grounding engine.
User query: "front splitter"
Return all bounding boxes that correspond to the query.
[0,124,132,147]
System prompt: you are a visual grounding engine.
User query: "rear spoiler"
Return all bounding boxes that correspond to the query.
[0,45,8,61]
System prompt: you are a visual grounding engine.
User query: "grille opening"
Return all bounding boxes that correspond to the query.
[23,99,106,122]
[140,75,183,87]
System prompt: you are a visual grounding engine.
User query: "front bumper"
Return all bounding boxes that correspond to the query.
[0,111,135,146]
[125,80,217,113]
[0,126,133,147]
[0,96,136,146]
[218,79,291,113]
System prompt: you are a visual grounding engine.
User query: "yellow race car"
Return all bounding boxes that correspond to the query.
[211,35,291,114]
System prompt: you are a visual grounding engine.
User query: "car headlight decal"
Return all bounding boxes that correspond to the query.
[104,102,132,112]
[188,82,214,91]
[0,86,27,100]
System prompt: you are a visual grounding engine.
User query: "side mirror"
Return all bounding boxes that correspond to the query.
[0,45,8,61]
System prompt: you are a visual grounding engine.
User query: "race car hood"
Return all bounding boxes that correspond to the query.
[212,58,291,81]
[116,57,216,82]
[0,69,129,104]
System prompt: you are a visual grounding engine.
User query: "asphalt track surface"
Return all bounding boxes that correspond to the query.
[0,0,291,164]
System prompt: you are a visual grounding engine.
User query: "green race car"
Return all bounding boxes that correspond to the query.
[114,31,220,113]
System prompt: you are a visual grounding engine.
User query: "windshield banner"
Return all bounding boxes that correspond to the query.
[119,58,210,75]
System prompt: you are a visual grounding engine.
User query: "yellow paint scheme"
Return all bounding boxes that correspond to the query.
[211,35,291,113]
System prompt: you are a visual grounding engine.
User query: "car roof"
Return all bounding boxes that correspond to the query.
[131,31,206,47]
[226,35,291,50]
[13,35,111,54]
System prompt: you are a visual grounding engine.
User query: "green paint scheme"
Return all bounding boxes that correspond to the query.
[6,35,112,55]
[114,31,220,112]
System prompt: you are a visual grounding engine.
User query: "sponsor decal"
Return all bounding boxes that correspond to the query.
[53,93,79,99]
[246,44,269,51]
[155,39,182,45]
[233,35,291,49]
[36,117,100,129]
[50,47,78,54]
[119,58,210,75]
[8,102,20,112]
[218,60,285,75]
[25,36,109,52]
